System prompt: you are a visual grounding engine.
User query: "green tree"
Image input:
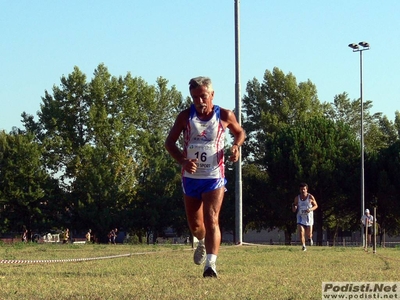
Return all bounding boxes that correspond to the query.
[367,141,400,237]
[395,111,400,137]
[242,67,323,165]
[21,64,184,239]
[324,92,399,152]
[0,130,51,234]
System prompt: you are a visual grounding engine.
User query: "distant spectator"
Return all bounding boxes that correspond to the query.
[31,231,39,243]
[112,228,118,244]
[108,228,117,244]
[22,228,28,243]
[63,228,70,244]
[361,209,374,247]
[85,229,92,243]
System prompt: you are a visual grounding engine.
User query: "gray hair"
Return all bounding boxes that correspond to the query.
[188,76,213,91]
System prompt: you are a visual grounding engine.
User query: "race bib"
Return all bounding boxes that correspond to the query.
[187,144,216,170]
[300,209,309,215]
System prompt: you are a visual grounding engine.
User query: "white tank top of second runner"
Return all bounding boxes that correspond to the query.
[183,104,225,179]
[296,194,314,226]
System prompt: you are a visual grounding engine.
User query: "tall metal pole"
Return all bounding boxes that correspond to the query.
[348,42,369,248]
[234,0,242,245]
[359,49,365,248]
[373,206,377,254]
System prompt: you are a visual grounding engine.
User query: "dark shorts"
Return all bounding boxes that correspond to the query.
[364,226,372,235]
[297,223,312,228]
[182,177,227,199]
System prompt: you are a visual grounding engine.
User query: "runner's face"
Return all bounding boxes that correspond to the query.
[300,186,308,195]
[190,85,214,116]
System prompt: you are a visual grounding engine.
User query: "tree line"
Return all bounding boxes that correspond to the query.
[0,64,399,244]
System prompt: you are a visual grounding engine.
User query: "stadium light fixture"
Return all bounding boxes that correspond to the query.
[348,43,359,50]
[359,41,370,48]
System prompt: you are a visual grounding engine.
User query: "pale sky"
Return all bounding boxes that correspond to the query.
[1,1,399,131]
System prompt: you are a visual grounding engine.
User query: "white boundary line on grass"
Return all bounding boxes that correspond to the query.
[0,248,192,265]
[0,253,132,264]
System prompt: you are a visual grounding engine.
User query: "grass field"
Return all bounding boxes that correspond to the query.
[0,242,399,299]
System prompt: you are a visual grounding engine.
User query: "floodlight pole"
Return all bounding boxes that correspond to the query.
[234,0,243,245]
[348,42,370,248]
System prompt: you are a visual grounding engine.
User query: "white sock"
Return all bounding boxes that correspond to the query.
[198,238,205,245]
[206,254,217,267]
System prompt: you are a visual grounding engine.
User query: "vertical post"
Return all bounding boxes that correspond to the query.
[373,206,377,254]
[234,0,242,245]
[365,221,368,252]
[383,228,385,248]
[360,50,365,248]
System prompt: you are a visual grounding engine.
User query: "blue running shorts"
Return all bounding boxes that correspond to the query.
[182,177,227,199]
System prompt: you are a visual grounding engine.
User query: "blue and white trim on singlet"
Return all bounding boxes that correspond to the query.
[182,104,226,179]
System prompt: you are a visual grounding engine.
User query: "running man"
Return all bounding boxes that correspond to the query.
[292,182,318,251]
[165,76,245,277]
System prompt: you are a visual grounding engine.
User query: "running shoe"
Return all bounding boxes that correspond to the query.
[193,242,206,265]
[302,245,307,251]
[203,262,218,278]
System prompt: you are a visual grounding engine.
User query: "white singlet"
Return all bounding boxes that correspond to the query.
[182,104,225,179]
[296,194,314,226]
